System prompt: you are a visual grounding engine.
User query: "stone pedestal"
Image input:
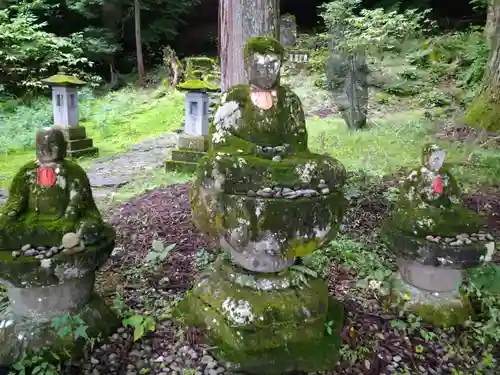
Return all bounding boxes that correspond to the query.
[175,259,343,375]
[0,225,118,366]
[389,236,496,327]
[165,133,209,173]
[56,125,98,158]
[393,259,472,327]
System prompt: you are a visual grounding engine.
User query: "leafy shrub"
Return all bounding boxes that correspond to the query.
[417,89,451,108]
[382,80,422,97]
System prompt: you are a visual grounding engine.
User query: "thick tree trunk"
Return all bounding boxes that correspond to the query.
[134,0,145,86]
[465,0,500,131]
[219,0,279,91]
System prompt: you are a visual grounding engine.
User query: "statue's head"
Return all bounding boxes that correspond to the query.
[36,127,67,164]
[244,36,285,90]
[422,143,445,172]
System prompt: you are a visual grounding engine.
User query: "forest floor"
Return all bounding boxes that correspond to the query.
[1,53,500,375]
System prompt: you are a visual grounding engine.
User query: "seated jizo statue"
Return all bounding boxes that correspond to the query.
[0,127,105,250]
[381,144,495,327]
[192,36,347,272]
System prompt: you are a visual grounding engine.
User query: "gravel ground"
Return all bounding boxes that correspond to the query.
[77,181,500,375]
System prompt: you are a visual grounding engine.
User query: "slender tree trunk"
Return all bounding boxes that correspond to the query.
[134,0,145,85]
[219,0,279,91]
[465,0,500,131]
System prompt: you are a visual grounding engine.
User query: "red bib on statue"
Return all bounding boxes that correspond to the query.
[37,167,57,187]
[433,176,444,194]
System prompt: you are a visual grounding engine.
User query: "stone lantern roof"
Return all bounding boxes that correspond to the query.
[176,79,218,93]
[42,69,86,87]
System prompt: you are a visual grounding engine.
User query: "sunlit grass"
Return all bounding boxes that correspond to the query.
[0,88,184,188]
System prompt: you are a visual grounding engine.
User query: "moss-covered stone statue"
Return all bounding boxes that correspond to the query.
[0,127,105,250]
[177,37,346,375]
[381,144,496,327]
[0,128,117,366]
[192,36,346,273]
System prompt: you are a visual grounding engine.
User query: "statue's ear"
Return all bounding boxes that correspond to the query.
[429,150,445,171]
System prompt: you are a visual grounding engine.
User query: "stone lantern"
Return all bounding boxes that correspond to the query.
[165,79,219,172]
[42,70,98,158]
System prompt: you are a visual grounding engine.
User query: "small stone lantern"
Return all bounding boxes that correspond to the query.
[42,70,98,158]
[165,80,219,172]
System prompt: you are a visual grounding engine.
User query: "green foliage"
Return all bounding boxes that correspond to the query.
[144,240,176,264]
[406,27,489,89]
[320,0,431,54]
[0,8,96,94]
[122,314,156,342]
[10,313,95,375]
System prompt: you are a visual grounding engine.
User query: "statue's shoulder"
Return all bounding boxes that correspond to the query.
[279,85,301,105]
[222,84,251,105]
[61,160,91,184]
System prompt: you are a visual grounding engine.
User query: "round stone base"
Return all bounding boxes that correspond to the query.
[394,273,473,327]
[0,294,119,366]
[174,259,344,375]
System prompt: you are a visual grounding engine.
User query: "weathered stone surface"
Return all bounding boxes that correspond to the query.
[192,186,345,272]
[175,259,343,375]
[0,294,119,365]
[393,271,473,327]
[0,190,7,207]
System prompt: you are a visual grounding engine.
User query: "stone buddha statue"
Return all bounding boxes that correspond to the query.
[0,127,104,250]
[383,143,482,239]
[191,36,347,273]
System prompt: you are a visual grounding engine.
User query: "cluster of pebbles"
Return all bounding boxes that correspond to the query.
[11,233,84,259]
[248,179,330,199]
[11,244,63,259]
[425,231,494,246]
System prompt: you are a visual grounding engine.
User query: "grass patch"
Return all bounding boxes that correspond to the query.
[0,87,184,188]
[307,112,500,188]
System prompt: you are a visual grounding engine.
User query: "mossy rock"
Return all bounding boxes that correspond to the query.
[0,225,115,287]
[174,258,343,374]
[464,88,500,131]
[184,57,215,78]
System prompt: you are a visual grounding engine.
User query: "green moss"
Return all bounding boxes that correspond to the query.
[164,159,198,173]
[244,36,285,60]
[212,84,308,150]
[0,159,105,251]
[464,88,500,131]
[174,259,343,374]
[41,74,85,86]
[411,299,473,327]
[382,204,483,239]
[176,79,218,92]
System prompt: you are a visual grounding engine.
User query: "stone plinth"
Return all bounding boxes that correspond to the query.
[56,125,98,158]
[175,259,343,375]
[0,225,118,365]
[388,236,495,326]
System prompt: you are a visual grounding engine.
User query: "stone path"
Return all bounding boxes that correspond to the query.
[0,133,177,207]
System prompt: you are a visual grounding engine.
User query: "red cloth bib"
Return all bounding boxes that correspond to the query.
[433,176,444,194]
[37,167,57,187]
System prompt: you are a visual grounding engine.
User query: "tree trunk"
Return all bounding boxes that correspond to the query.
[219,0,279,91]
[465,0,500,131]
[134,0,145,85]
